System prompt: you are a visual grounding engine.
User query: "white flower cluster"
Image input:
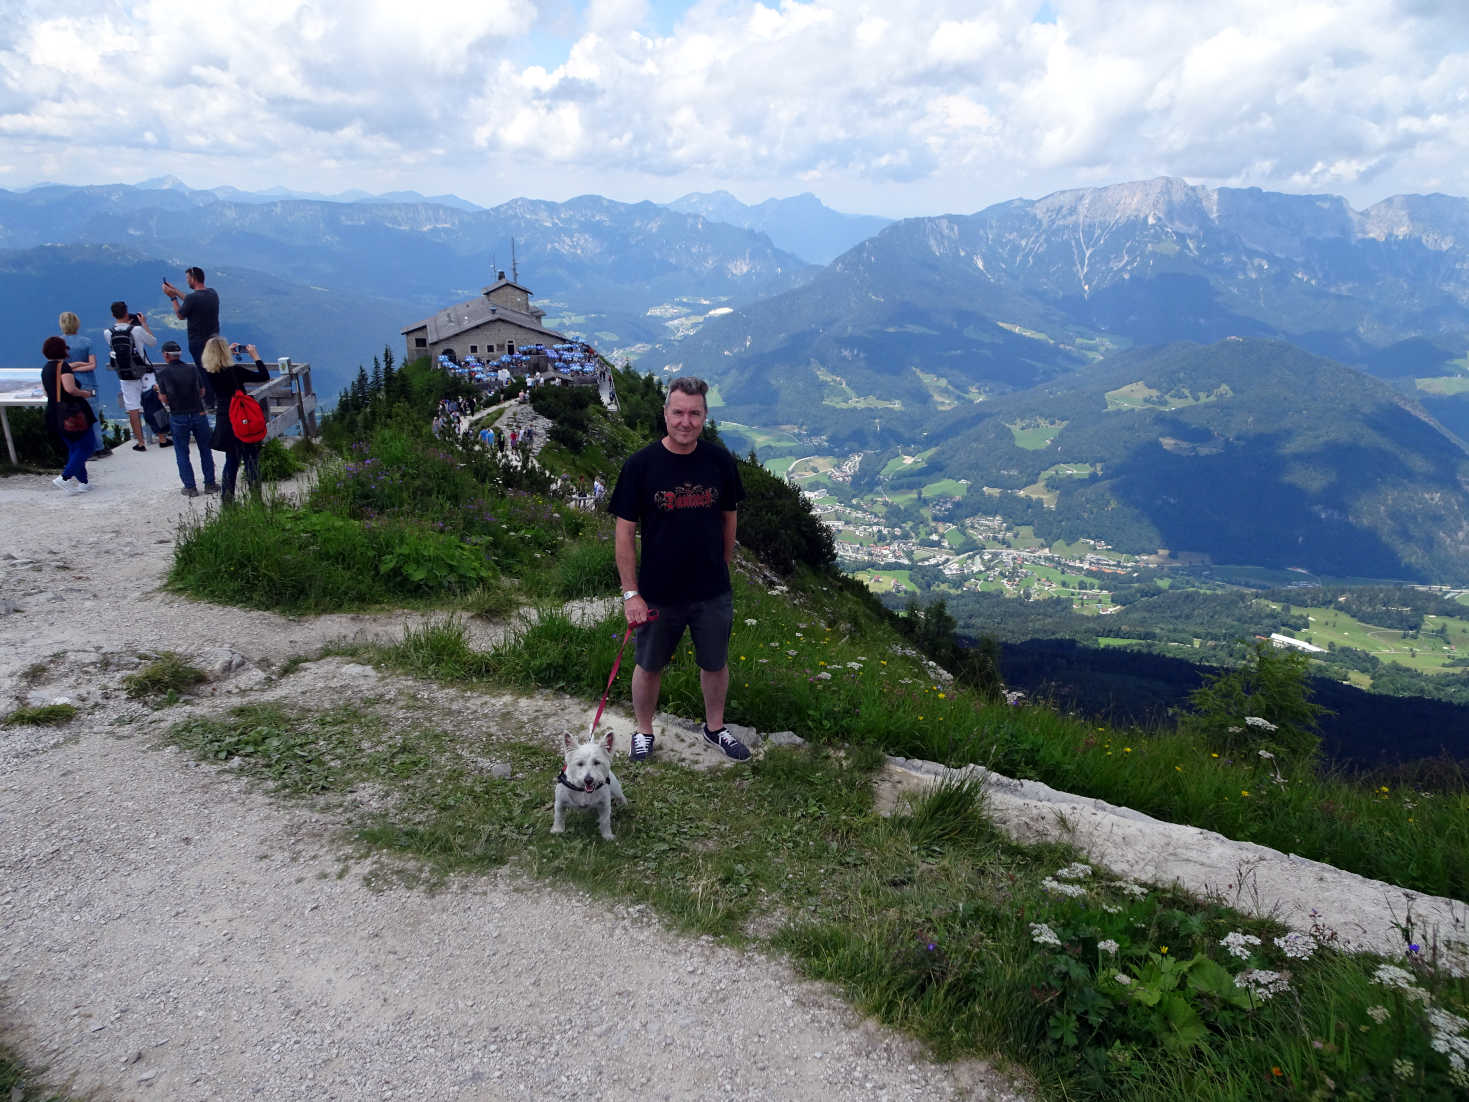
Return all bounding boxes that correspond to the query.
[1367,1005,1391,1024]
[814,671,831,681]
[1274,932,1317,960]
[1114,972,1133,986]
[1244,716,1278,731]
[1393,1058,1415,1081]
[1054,863,1093,881]
[1115,880,1149,899]
[1220,931,1262,960]
[1041,877,1088,898]
[743,618,758,626]
[1097,939,1119,955]
[1030,922,1062,947]
[1428,1006,1469,1076]
[1234,969,1291,1000]
[846,661,863,670]
[1372,964,1417,989]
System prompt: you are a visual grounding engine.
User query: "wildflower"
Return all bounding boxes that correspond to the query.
[1245,716,1278,731]
[1220,931,1262,960]
[937,692,946,699]
[1241,790,1250,797]
[1271,1067,1283,1078]
[1098,939,1119,955]
[1372,964,1416,988]
[1211,752,1219,758]
[1175,765,1182,772]
[1235,969,1290,1000]
[1042,877,1087,898]
[1054,863,1093,881]
[743,618,757,626]
[1393,1058,1415,1081]
[814,671,831,681]
[1123,746,1132,753]
[1367,1005,1390,1024]
[1114,972,1133,986]
[1274,932,1316,960]
[1116,881,1149,899]
[1159,946,1168,954]
[1258,749,1275,760]
[1030,922,1062,947]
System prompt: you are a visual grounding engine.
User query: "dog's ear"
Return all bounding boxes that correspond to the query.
[602,729,614,752]
[563,731,574,750]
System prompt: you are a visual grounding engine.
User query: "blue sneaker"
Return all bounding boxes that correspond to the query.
[629,731,655,762]
[703,725,750,761]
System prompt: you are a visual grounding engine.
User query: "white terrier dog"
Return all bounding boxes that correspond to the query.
[551,731,627,840]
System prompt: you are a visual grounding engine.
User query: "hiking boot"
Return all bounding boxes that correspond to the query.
[181,486,199,498]
[703,725,750,761]
[629,731,655,762]
[203,483,220,494]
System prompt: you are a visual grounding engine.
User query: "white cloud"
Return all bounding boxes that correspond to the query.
[0,0,1465,216]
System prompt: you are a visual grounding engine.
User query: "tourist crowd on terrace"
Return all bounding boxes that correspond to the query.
[435,341,607,390]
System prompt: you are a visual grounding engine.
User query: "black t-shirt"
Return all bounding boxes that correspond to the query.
[178,288,220,350]
[609,439,745,604]
[154,360,206,414]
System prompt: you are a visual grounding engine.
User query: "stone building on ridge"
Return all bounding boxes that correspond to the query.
[401,272,566,364]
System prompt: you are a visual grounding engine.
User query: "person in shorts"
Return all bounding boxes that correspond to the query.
[610,376,747,762]
[104,300,158,451]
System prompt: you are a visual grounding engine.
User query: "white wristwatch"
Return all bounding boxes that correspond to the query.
[621,589,639,602]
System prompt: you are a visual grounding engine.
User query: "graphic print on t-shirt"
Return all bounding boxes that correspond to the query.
[653,482,720,511]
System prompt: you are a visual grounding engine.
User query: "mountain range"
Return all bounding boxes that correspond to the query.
[6,174,1469,580]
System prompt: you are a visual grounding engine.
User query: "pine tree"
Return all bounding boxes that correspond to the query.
[370,356,383,398]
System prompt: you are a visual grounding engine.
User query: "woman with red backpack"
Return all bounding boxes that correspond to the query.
[202,336,270,504]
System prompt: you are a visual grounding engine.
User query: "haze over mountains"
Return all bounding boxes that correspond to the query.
[5,175,1469,580]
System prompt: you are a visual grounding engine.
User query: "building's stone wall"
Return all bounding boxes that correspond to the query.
[405,318,551,365]
[485,284,532,313]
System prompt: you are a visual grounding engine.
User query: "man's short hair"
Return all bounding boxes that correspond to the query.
[186,266,205,283]
[110,300,129,319]
[665,376,709,410]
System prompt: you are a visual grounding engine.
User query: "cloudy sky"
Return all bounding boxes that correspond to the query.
[3,0,1466,217]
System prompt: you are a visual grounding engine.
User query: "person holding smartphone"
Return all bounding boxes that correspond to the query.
[161,266,220,406]
[201,336,268,503]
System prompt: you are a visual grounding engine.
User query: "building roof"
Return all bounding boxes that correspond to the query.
[402,294,566,344]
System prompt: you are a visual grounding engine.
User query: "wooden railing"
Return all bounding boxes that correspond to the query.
[254,360,318,440]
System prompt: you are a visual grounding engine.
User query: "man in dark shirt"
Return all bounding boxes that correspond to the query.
[162,266,220,405]
[610,376,747,762]
[153,340,218,497]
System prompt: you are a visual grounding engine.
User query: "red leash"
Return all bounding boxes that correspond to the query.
[589,610,657,738]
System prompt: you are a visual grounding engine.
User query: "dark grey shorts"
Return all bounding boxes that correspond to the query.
[635,591,734,673]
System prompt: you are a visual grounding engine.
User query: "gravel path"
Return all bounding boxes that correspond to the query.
[0,456,1028,1100]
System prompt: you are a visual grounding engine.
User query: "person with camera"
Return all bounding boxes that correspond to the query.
[104,300,158,451]
[161,266,220,407]
[201,336,269,503]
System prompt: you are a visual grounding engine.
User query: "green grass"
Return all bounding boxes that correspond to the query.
[2,702,77,726]
[160,696,1469,1099]
[922,478,968,498]
[1415,376,1469,395]
[1006,419,1067,450]
[1283,604,1469,674]
[0,1045,72,1101]
[123,652,208,700]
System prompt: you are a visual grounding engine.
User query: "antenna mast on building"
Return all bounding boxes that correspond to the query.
[511,238,519,284]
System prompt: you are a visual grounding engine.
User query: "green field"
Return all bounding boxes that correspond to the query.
[880,448,936,478]
[765,456,797,478]
[1006,419,1067,450]
[922,478,968,499]
[1105,380,1232,411]
[852,568,914,594]
[1415,376,1469,395]
[727,421,803,450]
[1286,604,1469,674]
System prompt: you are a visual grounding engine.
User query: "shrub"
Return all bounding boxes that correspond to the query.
[1178,640,1324,764]
[735,456,836,575]
[550,537,618,598]
[123,653,208,699]
[2,703,77,726]
[258,437,305,482]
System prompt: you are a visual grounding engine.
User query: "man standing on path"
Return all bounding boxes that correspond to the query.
[610,376,748,763]
[161,267,220,406]
[153,341,218,497]
[105,300,157,451]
